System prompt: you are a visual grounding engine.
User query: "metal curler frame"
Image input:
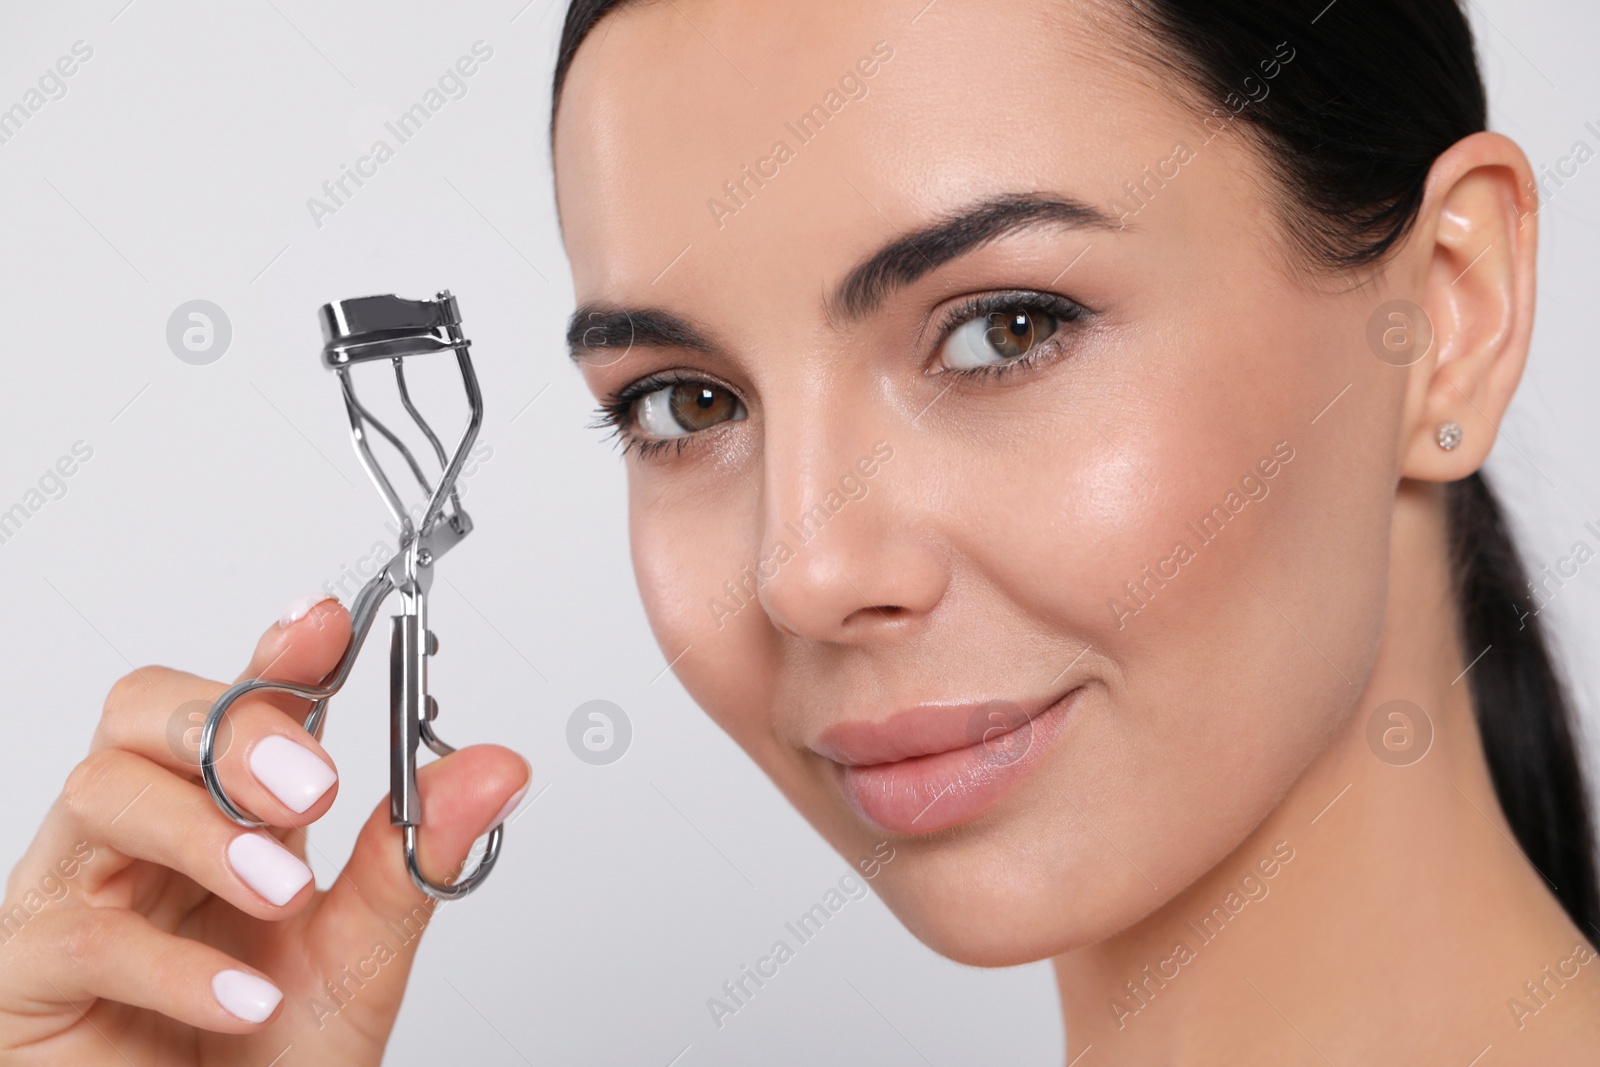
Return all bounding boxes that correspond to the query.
[200,290,501,901]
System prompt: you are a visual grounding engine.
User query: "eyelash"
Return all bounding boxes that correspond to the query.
[589,369,708,461]
[591,289,1090,459]
[927,290,1088,383]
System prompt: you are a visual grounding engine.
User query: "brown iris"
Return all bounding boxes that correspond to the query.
[667,383,740,433]
[982,308,1057,360]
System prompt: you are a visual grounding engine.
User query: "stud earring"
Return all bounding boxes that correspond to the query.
[1436,421,1463,451]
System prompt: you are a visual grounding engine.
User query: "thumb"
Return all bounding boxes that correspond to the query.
[296,744,530,1015]
[339,744,531,911]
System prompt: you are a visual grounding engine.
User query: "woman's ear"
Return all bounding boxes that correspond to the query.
[1396,130,1539,482]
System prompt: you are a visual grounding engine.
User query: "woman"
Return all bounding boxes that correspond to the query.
[3,0,1596,1061]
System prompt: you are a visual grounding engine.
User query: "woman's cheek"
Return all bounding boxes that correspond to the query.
[940,395,1209,649]
[628,482,775,742]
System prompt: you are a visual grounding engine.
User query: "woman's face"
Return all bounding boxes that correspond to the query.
[554,0,1405,965]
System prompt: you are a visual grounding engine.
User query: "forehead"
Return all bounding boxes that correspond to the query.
[552,0,1196,302]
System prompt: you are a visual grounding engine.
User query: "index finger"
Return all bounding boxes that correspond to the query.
[233,593,353,718]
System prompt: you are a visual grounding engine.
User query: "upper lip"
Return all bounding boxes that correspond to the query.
[811,690,1076,767]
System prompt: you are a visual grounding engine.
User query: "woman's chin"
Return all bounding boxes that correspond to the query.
[888,894,1092,968]
[869,854,1138,969]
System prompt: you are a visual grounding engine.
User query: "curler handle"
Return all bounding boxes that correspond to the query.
[389,613,424,828]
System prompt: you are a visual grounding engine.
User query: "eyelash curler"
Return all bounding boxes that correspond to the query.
[200,290,501,901]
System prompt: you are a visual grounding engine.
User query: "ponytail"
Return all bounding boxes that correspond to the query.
[1449,472,1600,933]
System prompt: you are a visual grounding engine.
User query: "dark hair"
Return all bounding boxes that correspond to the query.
[550,0,1600,935]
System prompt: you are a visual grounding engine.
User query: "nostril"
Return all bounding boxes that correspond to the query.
[847,604,908,626]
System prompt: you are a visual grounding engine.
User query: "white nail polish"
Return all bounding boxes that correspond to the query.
[278,592,334,628]
[486,780,532,832]
[228,833,313,906]
[250,735,337,814]
[213,969,283,1023]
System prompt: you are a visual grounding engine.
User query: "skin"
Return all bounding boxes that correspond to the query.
[553,0,1600,1061]
[1,1,1593,1064]
[0,604,528,1064]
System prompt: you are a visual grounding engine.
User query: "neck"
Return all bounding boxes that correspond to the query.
[1052,480,1598,1064]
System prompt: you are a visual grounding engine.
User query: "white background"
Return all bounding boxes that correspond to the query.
[0,2,1594,1064]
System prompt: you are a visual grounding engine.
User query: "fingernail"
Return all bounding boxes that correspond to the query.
[213,969,283,1023]
[278,592,334,628]
[250,735,337,814]
[228,833,314,906]
[486,760,534,831]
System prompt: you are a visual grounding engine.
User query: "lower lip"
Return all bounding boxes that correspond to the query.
[836,687,1082,835]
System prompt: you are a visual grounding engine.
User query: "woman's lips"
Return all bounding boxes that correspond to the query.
[815,688,1082,835]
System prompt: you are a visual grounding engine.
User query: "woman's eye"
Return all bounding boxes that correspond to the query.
[937,306,1060,371]
[634,381,746,438]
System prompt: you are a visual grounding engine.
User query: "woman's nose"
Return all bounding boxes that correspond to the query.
[752,436,948,644]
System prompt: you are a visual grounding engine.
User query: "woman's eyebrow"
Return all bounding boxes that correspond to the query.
[826,191,1123,321]
[566,306,715,364]
[566,192,1121,363]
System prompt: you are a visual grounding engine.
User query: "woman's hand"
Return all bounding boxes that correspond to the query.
[0,596,531,1065]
